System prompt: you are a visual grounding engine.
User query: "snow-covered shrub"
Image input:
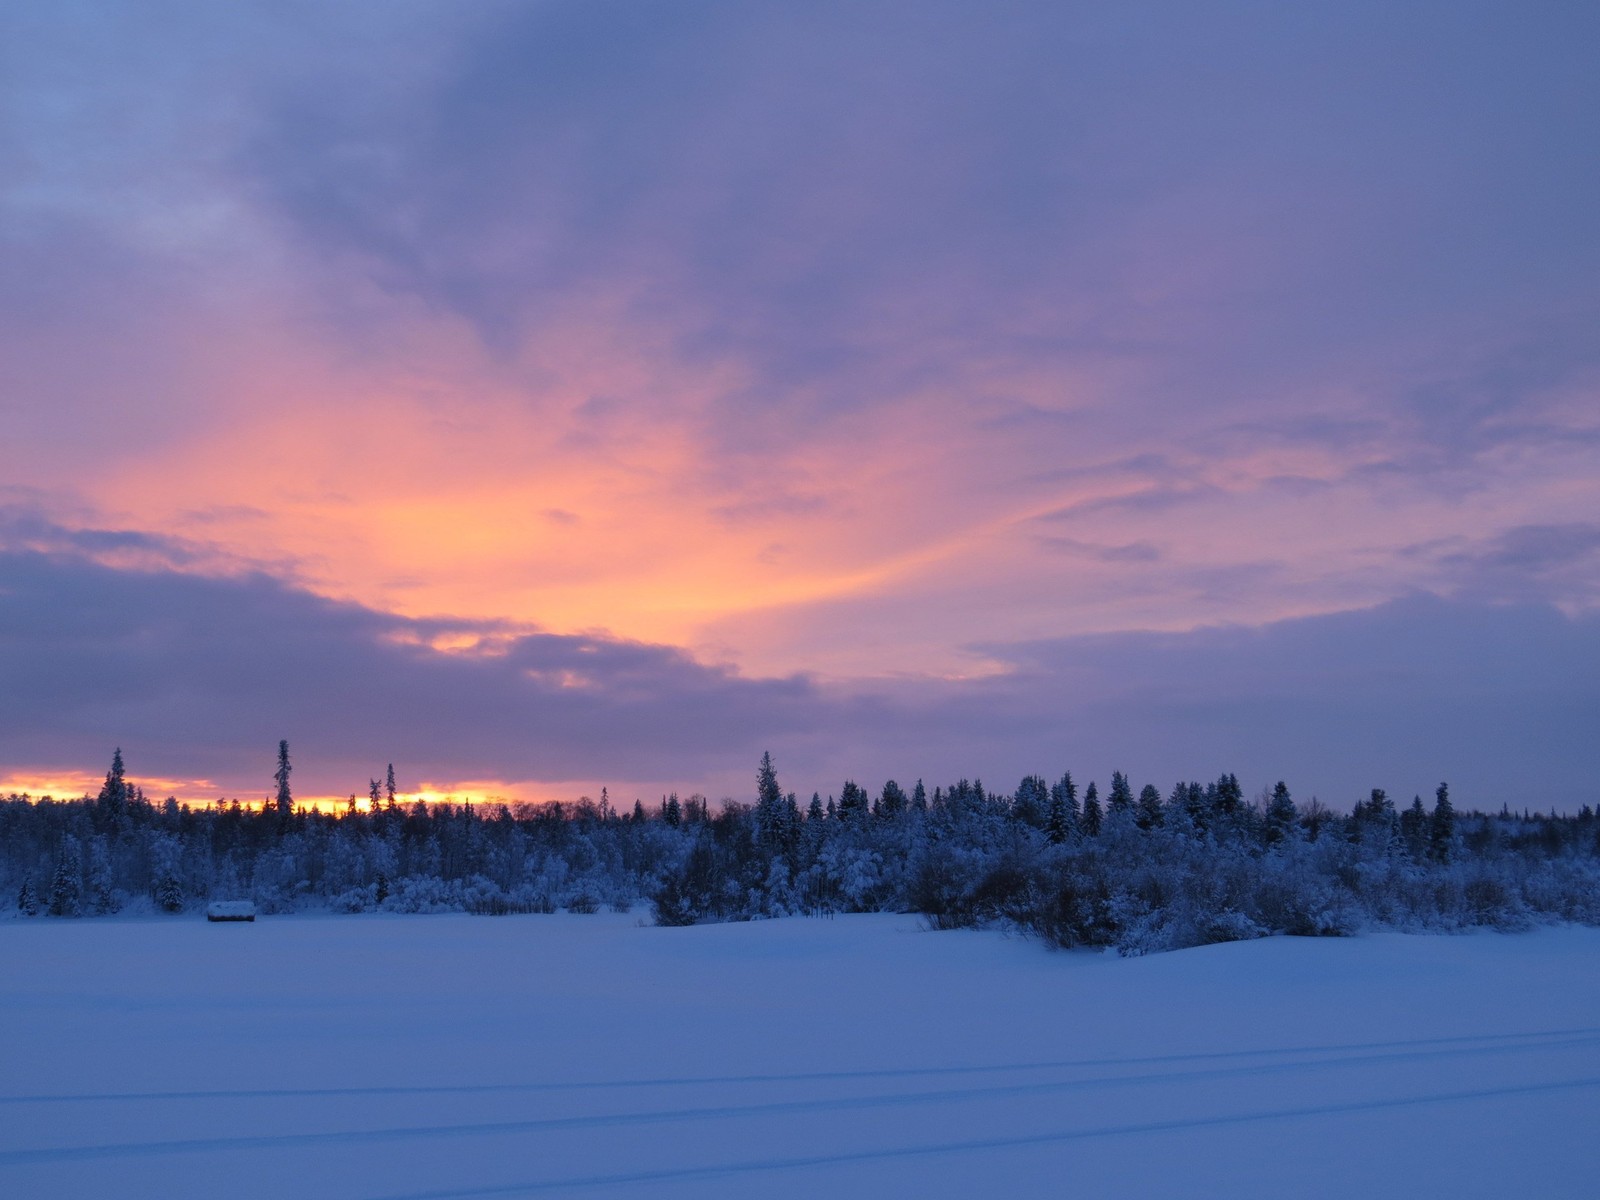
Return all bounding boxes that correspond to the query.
[381,875,464,914]
[328,883,379,913]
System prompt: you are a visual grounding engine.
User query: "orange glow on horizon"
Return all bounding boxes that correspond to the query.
[0,769,616,813]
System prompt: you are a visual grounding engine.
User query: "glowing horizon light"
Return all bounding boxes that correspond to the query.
[0,767,579,814]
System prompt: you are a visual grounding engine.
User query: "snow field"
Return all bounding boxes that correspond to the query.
[2,912,1598,1198]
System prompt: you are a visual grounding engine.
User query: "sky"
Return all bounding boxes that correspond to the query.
[2,1,1598,811]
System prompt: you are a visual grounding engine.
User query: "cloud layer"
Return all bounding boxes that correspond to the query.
[2,3,1598,804]
[3,522,1596,810]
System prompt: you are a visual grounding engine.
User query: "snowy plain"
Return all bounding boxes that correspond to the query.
[2,912,1597,1199]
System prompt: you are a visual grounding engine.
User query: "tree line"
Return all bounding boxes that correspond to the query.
[3,746,1598,955]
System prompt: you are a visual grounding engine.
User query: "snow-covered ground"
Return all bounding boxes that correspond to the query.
[2,913,1597,1199]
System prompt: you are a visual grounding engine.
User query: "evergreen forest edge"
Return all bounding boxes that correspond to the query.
[6,746,1600,956]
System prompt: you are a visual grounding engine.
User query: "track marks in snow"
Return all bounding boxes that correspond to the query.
[2,1029,1596,1167]
[356,1076,1600,1199]
[2,1024,1593,1106]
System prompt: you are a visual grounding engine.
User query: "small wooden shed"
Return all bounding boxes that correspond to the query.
[206,900,257,922]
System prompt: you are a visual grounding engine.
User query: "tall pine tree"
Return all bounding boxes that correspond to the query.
[1081,782,1102,837]
[274,740,293,814]
[1430,782,1455,863]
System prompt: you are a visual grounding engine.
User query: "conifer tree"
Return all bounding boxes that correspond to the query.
[1081,782,1102,836]
[155,872,184,913]
[1213,773,1243,821]
[97,747,129,820]
[878,780,908,819]
[807,792,824,821]
[47,840,82,917]
[1012,775,1050,828]
[910,780,928,814]
[1136,784,1164,830]
[838,781,868,821]
[1047,773,1079,843]
[1430,782,1455,863]
[1107,772,1134,817]
[17,877,39,916]
[273,740,293,814]
[1400,796,1429,859]
[754,752,784,848]
[1265,781,1298,845]
[386,763,398,809]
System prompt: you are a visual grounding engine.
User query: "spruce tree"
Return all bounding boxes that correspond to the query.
[1107,772,1134,818]
[1081,782,1102,837]
[1430,782,1455,863]
[47,843,82,917]
[17,877,39,916]
[1400,796,1429,859]
[910,780,928,815]
[386,763,398,809]
[1265,781,1298,845]
[155,872,184,913]
[96,747,129,821]
[1011,775,1049,828]
[1047,773,1080,843]
[1213,773,1243,821]
[274,740,293,814]
[878,780,908,819]
[755,752,784,848]
[838,781,868,821]
[1136,784,1164,830]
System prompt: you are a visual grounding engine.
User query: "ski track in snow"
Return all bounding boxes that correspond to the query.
[4,1030,1598,1167]
[356,1076,1600,1200]
[4,914,1599,1198]
[4,1024,1593,1107]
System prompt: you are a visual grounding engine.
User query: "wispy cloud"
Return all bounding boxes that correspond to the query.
[3,3,1599,800]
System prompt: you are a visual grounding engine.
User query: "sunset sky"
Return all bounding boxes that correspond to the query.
[2,1,1598,810]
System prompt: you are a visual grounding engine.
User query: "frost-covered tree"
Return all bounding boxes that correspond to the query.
[754,752,787,852]
[1012,775,1050,828]
[877,780,909,820]
[1047,773,1079,844]
[5,747,1599,954]
[1265,782,1298,846]
[47,838,82,917]
[1107,772,1134,817]
[837,780,869,822]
